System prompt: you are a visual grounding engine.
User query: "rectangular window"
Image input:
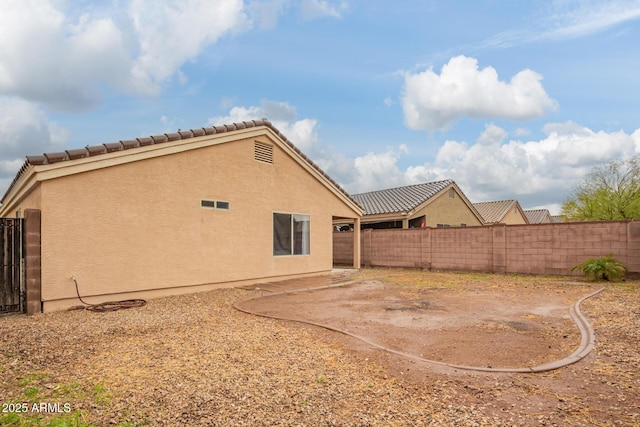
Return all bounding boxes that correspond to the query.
[273,213,310,256]
[201,199,230,210]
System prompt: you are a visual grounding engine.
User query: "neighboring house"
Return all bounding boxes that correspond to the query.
[0,119,362,312]
[550,215,564,223]
[351,180,485,229]
[473,200,529,225]
[524,209,553,224]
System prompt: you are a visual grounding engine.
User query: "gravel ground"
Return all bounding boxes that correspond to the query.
[0,270,638,426]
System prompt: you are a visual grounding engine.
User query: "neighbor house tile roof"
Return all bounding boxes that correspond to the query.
[551,215,564,223]
[352,180,454,215]
[523,209,552,224]
[472,200,520,224]
[1,119,360,210]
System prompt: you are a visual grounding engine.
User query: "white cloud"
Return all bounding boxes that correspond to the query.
[469,1,640,53]
[300,0,347,20]
[407,122,640,211]
[127,0,250,95]
[0,0,252,111]
[194,97,640,214]
[477,123,507,146]
[206,100,640,212]
[0,0,131,110]
[209,99,318,151]
[401,56,557,131]
[0,97,69,195]
[351,149,406,193]
[326,121,640,213]
[543,0,640,40]
[249,0,290,29]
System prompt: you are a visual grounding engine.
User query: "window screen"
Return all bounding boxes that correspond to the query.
[273,213,292,255]
[293,214,310,255]
[273,213,310,256]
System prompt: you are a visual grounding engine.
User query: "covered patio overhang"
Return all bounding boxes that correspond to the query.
[332,215,360,269]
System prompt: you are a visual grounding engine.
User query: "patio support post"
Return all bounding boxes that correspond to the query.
[353,217,361,269]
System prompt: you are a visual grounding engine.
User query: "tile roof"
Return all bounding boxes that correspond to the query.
[472,200,518,224]
[352,180,454,215]
[1,119,360,210]
[523,209,552,224]
[551,215,564,223]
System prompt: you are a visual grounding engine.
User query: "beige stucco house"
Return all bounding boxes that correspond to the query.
[473,200,529,225]
[0,119,362,312]
[349,180,485,229]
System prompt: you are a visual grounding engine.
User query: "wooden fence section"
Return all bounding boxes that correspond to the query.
[333,220,640,277]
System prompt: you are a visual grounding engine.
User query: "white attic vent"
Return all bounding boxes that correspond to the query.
[254,141,273,164]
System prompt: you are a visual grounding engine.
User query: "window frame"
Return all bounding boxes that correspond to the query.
[200,199,230,210]
[273,212,310,256]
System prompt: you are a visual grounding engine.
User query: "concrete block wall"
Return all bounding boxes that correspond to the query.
[333,231,354,266]
[430,226,494,272]
[334,220,640,277]
[369,228,424,268]
[505,222,630,276]
[627,222,640,274]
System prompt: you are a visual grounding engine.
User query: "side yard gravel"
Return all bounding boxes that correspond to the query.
[0,270,638,426]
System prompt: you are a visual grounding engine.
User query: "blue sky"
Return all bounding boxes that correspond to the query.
[1,0,640,214]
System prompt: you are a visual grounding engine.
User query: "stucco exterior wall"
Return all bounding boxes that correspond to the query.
[502,207,527,225]
[11,133,358,311]
[412,189,483,227]
[2,183,43,217]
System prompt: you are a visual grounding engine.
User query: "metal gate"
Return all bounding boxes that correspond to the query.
[0,218,23,314]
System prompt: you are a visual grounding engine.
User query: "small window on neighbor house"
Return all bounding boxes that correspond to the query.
[437,224,451,228]
[255,141,274,164]
[216,201,230,210]
[460,223,467,227]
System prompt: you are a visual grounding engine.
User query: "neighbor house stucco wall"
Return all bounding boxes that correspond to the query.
[4,129,360,311]
[502,207,528,225]
[412,188,483,227]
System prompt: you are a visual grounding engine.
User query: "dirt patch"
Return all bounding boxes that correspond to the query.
[0,270,638,426]
[237,276,592,369]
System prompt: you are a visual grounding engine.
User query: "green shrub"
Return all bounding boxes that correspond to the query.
[571,254,627,281]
